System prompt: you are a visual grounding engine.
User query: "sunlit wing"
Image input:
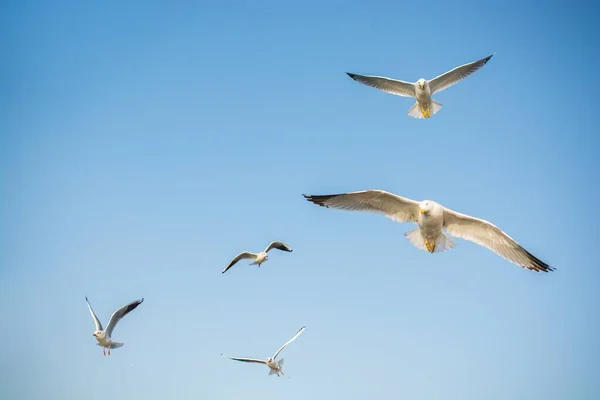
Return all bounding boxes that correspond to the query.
[443,207,553,272]
[428,54,493,94]
[105,298,144,338]
[346,73,416,97]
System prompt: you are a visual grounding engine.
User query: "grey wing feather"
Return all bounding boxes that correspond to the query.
[224,355,267,364]
[428,54,493,94]
[105,298,144,338]
[222,251,258,274]
[443,208,553,272]
[346,73,416,97]
[264,241,293,253]
[272,326,306,360]
[303,190,420,224]
[85,296,103,331]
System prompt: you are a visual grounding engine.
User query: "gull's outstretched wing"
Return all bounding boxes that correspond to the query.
[264,241,293,253]
[303,190,420,224]
[428,54,493,94]
[223,355,267,365]
[346,73,416,97]
[222,251,258,274]
[443,208,553,272]
[85,296,103,331]
[105,298,144,338]
[272,326,306,360]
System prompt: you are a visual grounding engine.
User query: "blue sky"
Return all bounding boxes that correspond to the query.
[1,1,599,399]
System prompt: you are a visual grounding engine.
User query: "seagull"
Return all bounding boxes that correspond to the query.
[222,241,293,274]
[346,54,493,119]
[85,296,144,356]
[303,190,553,272]
[223,326,306,377]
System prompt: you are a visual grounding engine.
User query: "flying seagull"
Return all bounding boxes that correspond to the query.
[222,241,293,274]
[85,296,144,355]
[223,326,306,377]
[303,190,553,272]
[346,54,493,119]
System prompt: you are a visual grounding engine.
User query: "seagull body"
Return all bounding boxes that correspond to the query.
[303,190,553,272]
[222,241,293,274]
[346,54,493,119]
[85,296,144,356]
[223,326,306,377]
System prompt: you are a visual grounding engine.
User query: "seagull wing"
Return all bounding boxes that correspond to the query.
[223,355,267,365]
[264,241,293,253]
[428,54,493,94]
[443,207,553,272]
[85,296,103,331]
[303,190,420,224]
[105,298,144,338]
[222,251,258,274]
[272,326,306,360]
[346,73,416,97]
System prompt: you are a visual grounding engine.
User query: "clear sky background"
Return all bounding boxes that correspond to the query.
[1,1,599,399]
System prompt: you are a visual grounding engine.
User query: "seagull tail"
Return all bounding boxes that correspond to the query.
[404,229,455,253]
[434,233,456,253]
[109,342,124,349]
[430,100,443,116]
[407,102,426,119]
[407,100,443,119]
[404,228,428,251]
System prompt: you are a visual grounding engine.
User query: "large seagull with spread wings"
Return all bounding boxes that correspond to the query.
[85,296,144,355]
[303,190,553,272]
[223,326,306,377]
[346,54,493,119]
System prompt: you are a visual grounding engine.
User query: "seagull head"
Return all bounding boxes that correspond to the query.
[419,201,433,216]
[260,251,268,260]
[417,79,426,89]
[92,330,104,339]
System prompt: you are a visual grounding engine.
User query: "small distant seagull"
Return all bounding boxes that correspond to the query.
[346,54,493,119]
[303,190,553,272]
[222,241,293,274]
[223,326,306,377]
[85,296,144,356]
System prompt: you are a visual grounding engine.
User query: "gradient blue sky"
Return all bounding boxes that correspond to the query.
[1,1,599,399]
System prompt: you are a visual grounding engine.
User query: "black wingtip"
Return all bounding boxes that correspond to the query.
[303,193,334,208]
[523,249,554,273]
[346,72,357,80]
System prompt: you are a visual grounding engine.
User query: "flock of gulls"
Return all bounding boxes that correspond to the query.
[85,54,553,378]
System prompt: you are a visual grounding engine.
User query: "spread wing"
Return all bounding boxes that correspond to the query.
[272,326,306,360]
[428,54,493,94]
[443,208,553,272]
[223,355,267,365]
[105,298,144,338]
[346,73,416,97]
[303,190,420,224]
[85,296,103,331]
[264,241,293,253]
[222,251,258,274]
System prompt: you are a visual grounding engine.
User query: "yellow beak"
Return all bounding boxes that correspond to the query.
[419,208,425,214]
